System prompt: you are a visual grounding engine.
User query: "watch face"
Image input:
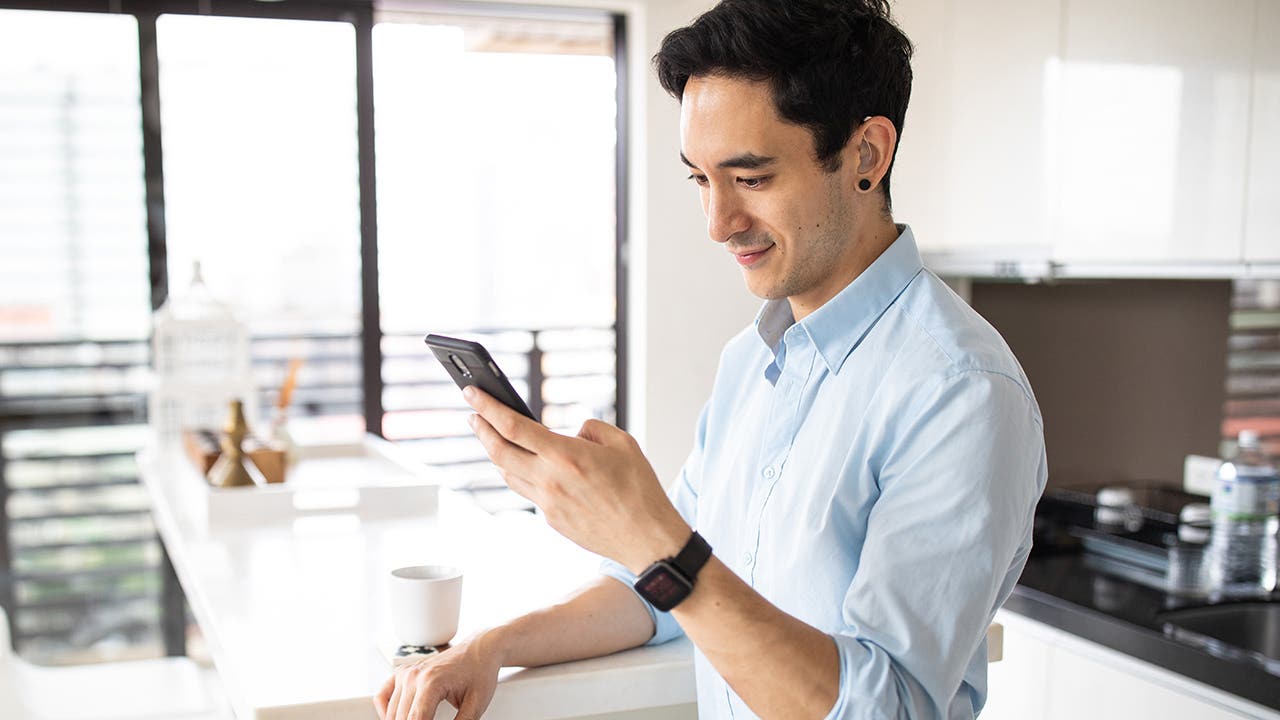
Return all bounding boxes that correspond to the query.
[635,562,692,612]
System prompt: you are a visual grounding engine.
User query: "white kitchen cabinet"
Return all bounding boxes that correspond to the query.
[1047,647,1244,720]
[983,610,1280,720]
[893,0,1060,256]
[1244,0,1280,262]
[979,613,1053,719]
[1053,0,1254,264]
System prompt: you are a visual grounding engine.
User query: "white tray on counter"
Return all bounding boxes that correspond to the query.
[144,435,440,528]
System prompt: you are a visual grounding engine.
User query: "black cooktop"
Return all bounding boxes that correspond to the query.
[1020,484,1280,710]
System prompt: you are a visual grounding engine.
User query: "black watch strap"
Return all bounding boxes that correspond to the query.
[670,531,712,583]
[634,531,713,612]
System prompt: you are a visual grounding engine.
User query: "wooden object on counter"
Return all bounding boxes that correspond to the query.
[183,429,287,485]
[183,429,221,475]
[247,447,285,485]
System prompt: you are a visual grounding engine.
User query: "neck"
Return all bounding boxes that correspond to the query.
[788,218,900,322]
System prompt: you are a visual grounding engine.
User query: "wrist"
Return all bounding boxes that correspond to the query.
[471,625,513,668]
[626,517,693,575]
[632,530,713,613]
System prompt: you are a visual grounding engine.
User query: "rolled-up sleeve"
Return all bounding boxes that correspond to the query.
[823,370,1046,719]
[599,401,710,646]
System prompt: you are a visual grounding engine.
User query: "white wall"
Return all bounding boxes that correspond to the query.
[630,0,759,483]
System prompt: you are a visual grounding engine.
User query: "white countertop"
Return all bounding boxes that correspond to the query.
[139,446,694,720]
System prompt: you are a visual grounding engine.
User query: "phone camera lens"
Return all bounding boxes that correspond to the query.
[448,354,472,378]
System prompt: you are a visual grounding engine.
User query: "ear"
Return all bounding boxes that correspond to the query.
[851,116,898,192]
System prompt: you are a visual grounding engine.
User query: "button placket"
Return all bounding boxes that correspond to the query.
[744,344,815,586]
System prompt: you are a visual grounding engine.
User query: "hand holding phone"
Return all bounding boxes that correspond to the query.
[424,334,537,421]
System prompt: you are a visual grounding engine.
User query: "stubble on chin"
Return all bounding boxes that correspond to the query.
[740,177,853,303]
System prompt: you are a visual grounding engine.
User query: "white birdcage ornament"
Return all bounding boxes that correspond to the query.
[149,262,258,442]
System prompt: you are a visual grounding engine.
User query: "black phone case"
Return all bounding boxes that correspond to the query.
[424,334,537,421]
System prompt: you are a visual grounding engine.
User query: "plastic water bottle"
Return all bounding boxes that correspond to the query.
[1207,430,1280,598]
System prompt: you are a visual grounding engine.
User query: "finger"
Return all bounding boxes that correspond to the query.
[406,686,445,720]
[455,689,490,720]
[373,675,395,719]
[497,468,541,504]
[387,673,407,720]
[394,667,427,720]
[470,413,540,479]
[464,386,561,454]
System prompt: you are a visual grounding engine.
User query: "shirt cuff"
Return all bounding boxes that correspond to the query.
[823,633,905,720]
[598,559,687,645]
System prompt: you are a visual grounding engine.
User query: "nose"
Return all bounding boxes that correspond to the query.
[705,185,750,244]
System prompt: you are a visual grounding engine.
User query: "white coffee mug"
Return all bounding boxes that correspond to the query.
[388,565,464,647]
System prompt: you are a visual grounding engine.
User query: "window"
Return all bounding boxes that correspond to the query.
[0,10,149,342]
[1225,280,1280,456]
[0,9,158,663]
[157,14,366,443]
[0,1,627,664]
[373,11,619,484]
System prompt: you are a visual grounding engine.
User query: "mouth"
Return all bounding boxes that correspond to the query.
[732,244,774,267]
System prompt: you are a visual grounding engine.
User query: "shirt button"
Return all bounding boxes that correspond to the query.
[762,466,776,479]
[743,552,754,567]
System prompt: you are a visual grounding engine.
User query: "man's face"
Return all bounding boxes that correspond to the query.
[680,75,860,307]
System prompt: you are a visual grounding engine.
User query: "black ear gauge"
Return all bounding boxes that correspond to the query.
[858,178,872,192]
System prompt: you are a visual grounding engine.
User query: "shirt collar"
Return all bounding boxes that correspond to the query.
[754,224,924,374]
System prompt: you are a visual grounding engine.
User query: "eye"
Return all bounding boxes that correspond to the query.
[687,173,709,187]
[737,176,770,189]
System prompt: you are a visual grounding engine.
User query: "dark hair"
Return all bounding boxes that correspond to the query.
[655,0,913,208]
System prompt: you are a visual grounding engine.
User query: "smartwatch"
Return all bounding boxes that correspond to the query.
[633,531,712,612]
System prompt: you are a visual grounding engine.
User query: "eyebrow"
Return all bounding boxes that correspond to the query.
[680,151,777,171]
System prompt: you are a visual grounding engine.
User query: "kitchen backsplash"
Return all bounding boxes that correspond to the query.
[969,279,1231,491]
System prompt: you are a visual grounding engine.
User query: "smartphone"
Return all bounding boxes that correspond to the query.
[424,334,538,421]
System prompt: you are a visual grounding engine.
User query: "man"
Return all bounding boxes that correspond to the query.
[375,0,1046,718]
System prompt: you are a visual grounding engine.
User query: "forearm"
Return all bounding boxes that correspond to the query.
[672,557,839,720]
[477,576,656,669]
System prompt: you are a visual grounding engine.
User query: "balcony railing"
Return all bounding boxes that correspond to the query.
[1225,281,1280,456]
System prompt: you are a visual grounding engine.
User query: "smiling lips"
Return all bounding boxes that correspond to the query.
[733,244,774,267]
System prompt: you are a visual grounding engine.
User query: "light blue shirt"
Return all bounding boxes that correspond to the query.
[602,226,1047,719]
